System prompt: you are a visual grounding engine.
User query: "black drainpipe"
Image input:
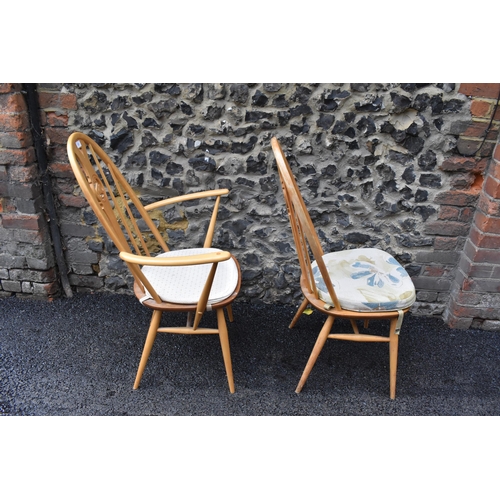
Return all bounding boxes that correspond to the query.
[22,84,73,298]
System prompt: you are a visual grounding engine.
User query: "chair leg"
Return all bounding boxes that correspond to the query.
[226,304,234,322]
[295,315,334,393]
[289,298,309,328]
[217,307,235,393]
[133,310,162,390]
[389,317,399,400]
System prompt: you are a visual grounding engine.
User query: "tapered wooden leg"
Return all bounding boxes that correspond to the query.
[389,318,399,400]
[295,315,335,393]
[217,307,235,393]
[133,310,162,390]
[350,319,360,334]
[289,298,309,328]
[226,304,234,322]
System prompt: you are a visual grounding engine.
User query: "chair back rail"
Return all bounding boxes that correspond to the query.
[271,137,341,310]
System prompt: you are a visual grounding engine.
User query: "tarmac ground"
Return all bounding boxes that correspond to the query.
[1,292,500,416]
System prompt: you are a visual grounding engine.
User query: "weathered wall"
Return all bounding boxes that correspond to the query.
[1,83,500,329]
[0,83,59,297]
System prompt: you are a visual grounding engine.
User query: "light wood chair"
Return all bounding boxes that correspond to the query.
[67,132,241,392]
[271,137,416,399]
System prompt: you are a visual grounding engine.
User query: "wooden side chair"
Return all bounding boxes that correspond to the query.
[271,137,416,399]
[67,132,241,392]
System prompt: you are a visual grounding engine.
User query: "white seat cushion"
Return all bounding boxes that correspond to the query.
[141,248,239,304]
[312,248,416,312]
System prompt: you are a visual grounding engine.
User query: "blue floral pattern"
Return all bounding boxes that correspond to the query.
[311,248,416,312]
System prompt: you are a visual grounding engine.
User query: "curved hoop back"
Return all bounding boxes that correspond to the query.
[271,137,341,309]
[67,132,170,257]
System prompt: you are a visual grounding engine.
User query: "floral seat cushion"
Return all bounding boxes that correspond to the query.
[141,248,239,304]
[312,248,416,312]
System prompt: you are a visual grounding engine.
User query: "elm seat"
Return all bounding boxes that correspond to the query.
[271,136,416,399]
[312,248,416,313]
[141,248,240,305]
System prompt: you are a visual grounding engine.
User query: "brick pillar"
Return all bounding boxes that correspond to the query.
[0,84,59,297]
[444,84,500,329]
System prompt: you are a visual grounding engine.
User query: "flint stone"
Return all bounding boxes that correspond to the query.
[414,189,428,202]
[166,162,183,175]
[230,84,249,104]
[419,173,442,188]
[413,205,436,221]
[143,118,160,128]
[252,90,268,107]
[126,152,147,168]
[418,150,437,170]
[110,128,134,153]
[403,135,425,154]
[82,91,110,112]
[148,99,178,118]
[149,151,169,166]
[355,96,383,112]
[132,92,153,104]
[154,84,181,95]
[188,156,216,172]
[356,116,376,136]
[291,86,312,103]
[391,92,412,113]
[273,95,289,108]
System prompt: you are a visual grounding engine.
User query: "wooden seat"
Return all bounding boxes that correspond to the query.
[67,132,241,392]
[271,137,416,399]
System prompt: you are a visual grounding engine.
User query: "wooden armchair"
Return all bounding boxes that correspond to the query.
[271,137,416,398]
[67,132,241,392]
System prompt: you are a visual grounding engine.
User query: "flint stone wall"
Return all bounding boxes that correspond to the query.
[61,84,473,309]
[3,83,500,329]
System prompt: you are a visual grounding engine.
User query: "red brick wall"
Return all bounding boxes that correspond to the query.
[443,83,500,329]
[0,84,58,296]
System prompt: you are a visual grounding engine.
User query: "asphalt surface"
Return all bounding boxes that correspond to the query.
[1,292,499,416]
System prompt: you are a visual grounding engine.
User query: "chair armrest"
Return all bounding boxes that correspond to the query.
[144,189,229,211]
[119,250,231,267]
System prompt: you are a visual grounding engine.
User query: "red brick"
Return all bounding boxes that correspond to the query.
[483,174,500,199]
[48,162,74,178]
[459,83,500,99]
[434,190,479,206]
[438,205,459,220]
[474,210,500,233]
[0,112,30,132]
[464,240,500,264]
[0,93,27,113]
[425,220,470,236]
[1,214,41,230]
[45,111,69,127]
[9,165,39,183]
[440,156,479,173]
[58,194,88,208]
[45,127,71,145]
[478,191,500,218]
[423,265,445,277]
[0,148,36,166]
[37,92,77,110]
[459,207,474,223]
[463,121,499,140]
[470,225,500,249]
[457,137,495,158]
[433,236,458,251]
[0,131,32,149]
[0,84,22,94]
[470,99,494,118]
[494,145,500,163]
